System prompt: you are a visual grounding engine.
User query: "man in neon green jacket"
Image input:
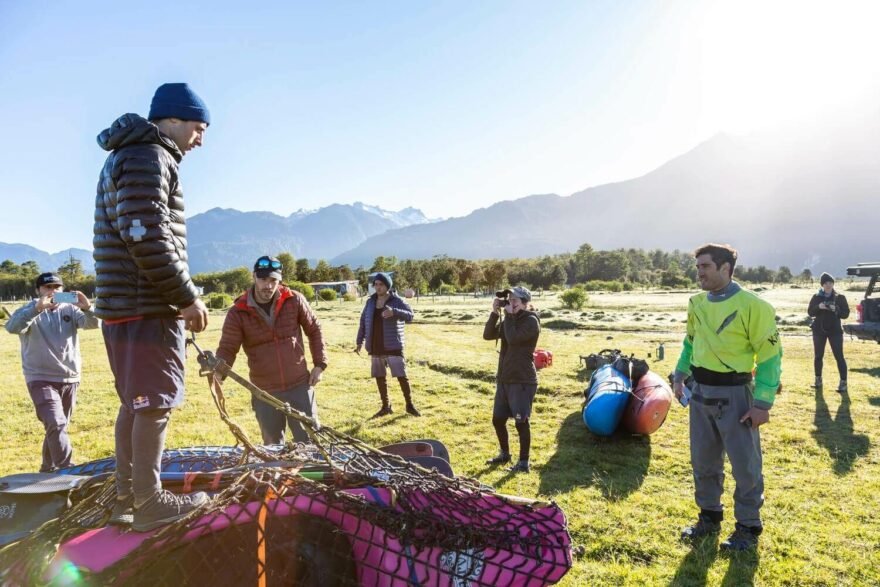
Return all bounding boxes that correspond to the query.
[673,243,782,551]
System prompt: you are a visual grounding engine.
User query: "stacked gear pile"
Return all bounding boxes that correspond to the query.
[0,343,571,586]
[581,350,673,437]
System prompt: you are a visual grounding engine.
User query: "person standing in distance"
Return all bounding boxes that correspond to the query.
[807,272,849,392]
[5,272,99,472]
[673,243,782,551]
[93,83,211,532]
[355,273,420,418]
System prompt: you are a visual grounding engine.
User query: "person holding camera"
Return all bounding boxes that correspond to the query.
[808,272,849,392]
[5,272,98,472]
[482,286,540,474]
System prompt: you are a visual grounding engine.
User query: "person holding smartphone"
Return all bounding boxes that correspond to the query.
[808,272,850,392]
[673,243,781,551]
[5,272,98,472]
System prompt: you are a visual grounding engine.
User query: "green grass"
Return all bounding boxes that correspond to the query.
[2,287,879,586]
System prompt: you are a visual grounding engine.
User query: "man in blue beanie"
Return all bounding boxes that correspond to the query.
[356,272,421,417]
[93,83,211,531]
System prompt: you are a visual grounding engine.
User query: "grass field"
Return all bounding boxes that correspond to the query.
[1,286,879,586]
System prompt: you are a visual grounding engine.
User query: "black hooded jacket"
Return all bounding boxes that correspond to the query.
[483,309,541,384]
[92,114,199,320]
[808,290,850,335]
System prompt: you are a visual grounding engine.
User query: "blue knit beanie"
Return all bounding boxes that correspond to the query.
[149,83,211,125]
[373,272,393,290]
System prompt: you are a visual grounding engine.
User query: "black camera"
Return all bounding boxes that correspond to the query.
[496,291,509,300]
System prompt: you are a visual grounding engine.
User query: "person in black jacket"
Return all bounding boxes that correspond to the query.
[482,286,541,473]
[93,83,211,531]
[808,272,850,392]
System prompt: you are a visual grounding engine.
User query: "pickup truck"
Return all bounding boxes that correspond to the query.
[843,262,880,343]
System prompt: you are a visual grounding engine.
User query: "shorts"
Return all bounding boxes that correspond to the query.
[102,317,186,411]
[371,355,407,378]
[493,382,537,422]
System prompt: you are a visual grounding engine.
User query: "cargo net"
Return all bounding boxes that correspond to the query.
[0,343,571,586]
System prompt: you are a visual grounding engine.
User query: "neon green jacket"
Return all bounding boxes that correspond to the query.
[675,287,782,408]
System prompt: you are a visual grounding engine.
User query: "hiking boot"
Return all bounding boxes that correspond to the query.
[837,380,848,393]
[371,405,393,419]
[132,489,210,532]
[485,452,511,465]
[681,514,722,541]
[508,460,531,474]
[720,524,761,551]
[813,376,823,388]
[405,403,421,417]
[108,495,135,526]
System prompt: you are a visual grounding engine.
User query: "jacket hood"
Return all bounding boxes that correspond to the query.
[97,113,183,161]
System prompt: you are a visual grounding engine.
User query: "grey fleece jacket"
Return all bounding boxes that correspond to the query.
[5,300,99,383]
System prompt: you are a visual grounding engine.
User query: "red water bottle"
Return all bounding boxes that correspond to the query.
[856,303,864,323]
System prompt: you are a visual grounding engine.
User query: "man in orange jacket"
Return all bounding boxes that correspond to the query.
[216,256,328,444]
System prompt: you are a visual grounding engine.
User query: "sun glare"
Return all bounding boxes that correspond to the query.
[697,0,880,133]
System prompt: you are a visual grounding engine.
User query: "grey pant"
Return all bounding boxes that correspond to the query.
[251,383,318,444]
[27,381,78,472]
[690,382,764,527]
[115,405,170,507]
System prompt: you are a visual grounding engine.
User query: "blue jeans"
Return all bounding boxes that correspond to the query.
[251,383,318,444]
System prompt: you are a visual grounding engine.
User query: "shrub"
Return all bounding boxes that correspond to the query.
[204,292,233,310]
[543,319,581,330]
[318,288,338,301]
[438,283,457,295]
[342,292,358,302]
[560,287,588,310]
[287,281,315,300]
[582,280,624,292]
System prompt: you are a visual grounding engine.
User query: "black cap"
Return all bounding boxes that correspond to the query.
[35,272,63,288]
[820,272,834,285]
[253,256,283,280]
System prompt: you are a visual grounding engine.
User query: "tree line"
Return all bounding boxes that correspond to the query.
[0,244,817,301]
[187,245,815,297]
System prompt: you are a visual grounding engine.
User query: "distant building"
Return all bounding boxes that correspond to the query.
[308,280,361,297]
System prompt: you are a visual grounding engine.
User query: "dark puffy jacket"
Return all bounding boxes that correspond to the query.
[483,310,540,384]
[92,114,199,320]
[808,291,850,335]
[356,292,414,354]
[216,286,328,393]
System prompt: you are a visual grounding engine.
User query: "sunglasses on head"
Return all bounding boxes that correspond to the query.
[257,258,282,270]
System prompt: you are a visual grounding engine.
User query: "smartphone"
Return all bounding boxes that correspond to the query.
[52,292,78,304]
[679,383,692,407]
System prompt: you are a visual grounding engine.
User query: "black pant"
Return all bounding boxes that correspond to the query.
[812,330,847,380]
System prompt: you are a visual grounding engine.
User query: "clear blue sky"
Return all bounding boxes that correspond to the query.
[1,0,878,251]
